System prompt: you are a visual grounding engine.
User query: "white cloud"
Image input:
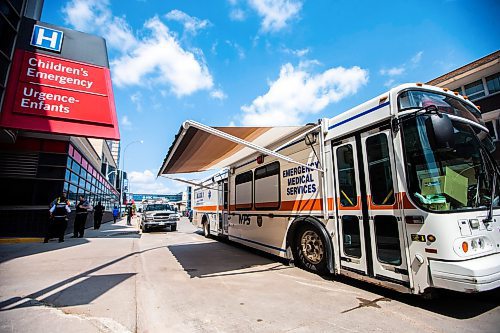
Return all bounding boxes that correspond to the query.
[411,51,423,65]
[128,170,185,194]
[62,0,136,53]
[384,79,396,88]
[210,89,228,100]
[230,8,246,21]
[62,1,214,97]
[281,46,310,57]
[121,115,132,128]
[379,51,423,79]
[111,16,213,96]
[130,92,143,112]
[165,9,211,35]
[379,67,405,76]
[225,40,246,59]
[240,63,368,126]
[248,0,303,32]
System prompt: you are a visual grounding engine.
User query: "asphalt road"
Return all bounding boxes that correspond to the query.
[0,217,499,333]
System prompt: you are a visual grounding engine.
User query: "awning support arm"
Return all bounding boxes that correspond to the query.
[273,124,321,153]
[159,175,218,191]
[183,120,324,173]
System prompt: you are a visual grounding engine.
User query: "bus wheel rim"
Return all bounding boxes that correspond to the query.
[300,230,323,264]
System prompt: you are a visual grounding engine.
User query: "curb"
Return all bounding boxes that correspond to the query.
[0,238,44,244]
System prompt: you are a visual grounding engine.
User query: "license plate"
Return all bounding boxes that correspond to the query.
[159,223,165,226]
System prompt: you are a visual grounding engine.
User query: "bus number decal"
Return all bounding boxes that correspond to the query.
[238,214,251,225]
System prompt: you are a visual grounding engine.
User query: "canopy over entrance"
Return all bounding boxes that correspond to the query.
[158,120,317,175]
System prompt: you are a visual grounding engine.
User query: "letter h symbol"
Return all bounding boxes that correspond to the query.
[31,25,63,52]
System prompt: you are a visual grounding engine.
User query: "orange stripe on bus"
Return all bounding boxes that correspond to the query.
[367,194,397,210]
[204,193,415,214]
[193,205,219,212]
[337,197,361,210]
[280,199,323,211]
[400,192,416,209]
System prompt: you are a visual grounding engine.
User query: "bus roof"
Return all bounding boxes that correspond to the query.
[324,83,480,141]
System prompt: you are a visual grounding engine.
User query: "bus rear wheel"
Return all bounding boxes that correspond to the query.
[293,224,328,274]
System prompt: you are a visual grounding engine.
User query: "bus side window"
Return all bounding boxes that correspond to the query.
[336,145,358,207]
[366,134,395,205]
[235,171,253,210]
[254,161,280,209]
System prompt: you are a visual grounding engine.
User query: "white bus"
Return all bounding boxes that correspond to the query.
[159,83,500,294]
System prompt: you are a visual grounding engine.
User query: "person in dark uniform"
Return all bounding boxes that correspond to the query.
[73,195,89,238]
[45,193,71,243]
[126,204,133,226]
[93,201,104,229]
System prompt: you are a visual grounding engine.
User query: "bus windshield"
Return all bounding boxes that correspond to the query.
[399,90,499,212]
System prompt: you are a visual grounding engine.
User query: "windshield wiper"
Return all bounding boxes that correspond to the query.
[392,105,439,133]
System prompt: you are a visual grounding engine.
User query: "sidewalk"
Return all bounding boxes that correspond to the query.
[0,216,142,333]
[0,216,141,245]
[72,216,140,239]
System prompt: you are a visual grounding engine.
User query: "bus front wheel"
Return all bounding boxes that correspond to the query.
[293,224,328,275]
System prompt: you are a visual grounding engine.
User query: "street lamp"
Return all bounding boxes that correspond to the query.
[120,140,143,207]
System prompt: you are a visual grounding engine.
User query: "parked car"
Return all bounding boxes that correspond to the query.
[140,203,179,232]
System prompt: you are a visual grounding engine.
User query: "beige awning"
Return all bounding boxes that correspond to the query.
[158,120,316,175]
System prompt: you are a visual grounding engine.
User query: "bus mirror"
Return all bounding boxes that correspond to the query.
[426,114,454,149]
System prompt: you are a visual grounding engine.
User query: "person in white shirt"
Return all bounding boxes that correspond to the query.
[45,193,71,243]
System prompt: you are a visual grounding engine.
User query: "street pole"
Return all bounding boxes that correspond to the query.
[120,140,143,210]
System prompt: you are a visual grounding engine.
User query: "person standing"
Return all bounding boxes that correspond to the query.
[94,201,104,229]
[73,195,89,238]
[45,193,71,243]
[112,205,119,223]
[126,204,133,226]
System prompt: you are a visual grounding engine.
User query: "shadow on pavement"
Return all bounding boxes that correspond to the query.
[168,240,290,278]
[0,238,90,264]
[0,245,166,312]
[0,223,140,264]
[41,273,136,307]
[187,231,499,319]
[323,274,500,319]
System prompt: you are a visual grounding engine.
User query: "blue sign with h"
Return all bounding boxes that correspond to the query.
[30,25,64,52]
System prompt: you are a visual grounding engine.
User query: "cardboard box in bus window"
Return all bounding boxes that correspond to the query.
[421,167,468,205]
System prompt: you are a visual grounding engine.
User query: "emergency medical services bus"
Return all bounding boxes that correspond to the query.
[159,83,500,294]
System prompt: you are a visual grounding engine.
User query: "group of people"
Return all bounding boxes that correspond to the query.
[44,192,121,243]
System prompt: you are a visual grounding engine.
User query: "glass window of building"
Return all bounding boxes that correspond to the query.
[486,72,500,94]
[464,79,486,100]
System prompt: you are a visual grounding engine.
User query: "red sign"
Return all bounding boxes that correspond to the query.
[0,50,119,140]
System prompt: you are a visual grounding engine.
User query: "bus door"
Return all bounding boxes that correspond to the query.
[360,129,409,283]
[217,180,229,235]
[333,137,368,275]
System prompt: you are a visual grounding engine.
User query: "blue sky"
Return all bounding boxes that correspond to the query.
[41,0,500,194]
